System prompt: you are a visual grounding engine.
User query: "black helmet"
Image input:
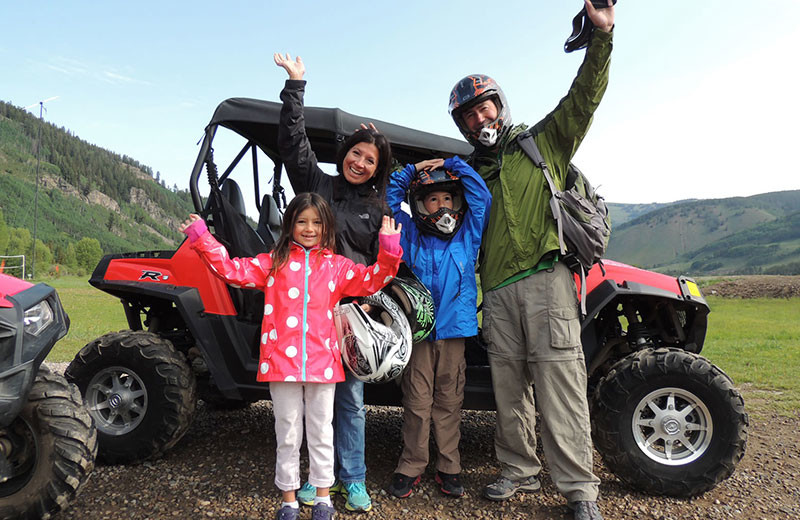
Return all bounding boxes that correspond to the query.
[385,264,435,342]
[448,74,511,148]
[408,167,467,239]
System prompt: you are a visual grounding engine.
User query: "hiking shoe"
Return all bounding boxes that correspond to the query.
[335,481,373,512]
[297,482,316,506]
[387,472,421,498]
[483,475,541,501]
[275,505,300,520]
[311,502,337,520]
[571,501,603,520]
[435,471,465,497]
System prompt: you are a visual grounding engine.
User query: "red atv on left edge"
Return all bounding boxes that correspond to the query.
[0,274,97,519]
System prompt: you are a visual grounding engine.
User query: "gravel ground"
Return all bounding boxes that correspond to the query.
[47,360,799,520]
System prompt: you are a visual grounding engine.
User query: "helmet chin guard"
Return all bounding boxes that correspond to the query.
[477,126,499,147]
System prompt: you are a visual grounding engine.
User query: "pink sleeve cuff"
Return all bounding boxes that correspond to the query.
[379,232,401,256]
[184,219,208,243]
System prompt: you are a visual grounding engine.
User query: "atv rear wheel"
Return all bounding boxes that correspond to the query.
[591,348,748,496]
[0,366,97,519]
[66,330,197,464]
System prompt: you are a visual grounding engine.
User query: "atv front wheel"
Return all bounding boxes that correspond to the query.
[591,348,748,496]
[66,330,197,464]
[0,366,97,519]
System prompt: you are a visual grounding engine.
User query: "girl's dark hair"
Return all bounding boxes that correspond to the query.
[270,192,336,273]
[336,128,392,198]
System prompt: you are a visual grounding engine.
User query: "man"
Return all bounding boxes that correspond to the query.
[447,2,614,519]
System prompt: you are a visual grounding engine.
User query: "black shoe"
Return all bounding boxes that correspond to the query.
[387,473,420,498]
[435,471,464,497]
[571,501,603,520]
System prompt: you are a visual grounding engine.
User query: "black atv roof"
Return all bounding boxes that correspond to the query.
[209,97,473,165]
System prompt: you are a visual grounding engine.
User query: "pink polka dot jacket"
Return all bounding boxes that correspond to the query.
[188,227,402,384]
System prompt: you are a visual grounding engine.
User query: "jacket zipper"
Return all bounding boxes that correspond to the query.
[301,248,310,380]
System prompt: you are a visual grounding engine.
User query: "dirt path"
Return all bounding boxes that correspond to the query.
[57,388,799,520]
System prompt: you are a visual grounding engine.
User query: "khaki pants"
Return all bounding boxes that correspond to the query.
[482,261,600,502]
[395,338,466,477]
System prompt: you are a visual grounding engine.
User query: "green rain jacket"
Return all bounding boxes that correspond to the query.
[471,30,613,292]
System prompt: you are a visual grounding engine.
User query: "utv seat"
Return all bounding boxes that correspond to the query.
[256,194,282,248]
[220,179,247,219]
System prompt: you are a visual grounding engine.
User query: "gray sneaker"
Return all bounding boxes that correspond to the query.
[571,501,603,520]
[483,475,541,501]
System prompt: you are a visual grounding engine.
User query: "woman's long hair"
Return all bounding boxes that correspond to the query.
[336,128,392,198]
[269,192,336,274]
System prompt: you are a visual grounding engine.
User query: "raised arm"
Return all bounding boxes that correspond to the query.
[442,156,491,258]
[181,214,272,289]
[335,216,403,298]
[531,1,614,174]
[275,53,324,194]
[386,165,416,229]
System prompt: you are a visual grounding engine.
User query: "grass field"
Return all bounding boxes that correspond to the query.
[40,277,800,414]
[703,296,800,415]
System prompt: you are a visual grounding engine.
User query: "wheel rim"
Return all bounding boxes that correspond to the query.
[86,366,147,436]
[631,386,713,466]
[0,417,38,496]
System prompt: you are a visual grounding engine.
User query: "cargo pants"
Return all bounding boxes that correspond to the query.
[482,261,600,503]
[395,338,466,477]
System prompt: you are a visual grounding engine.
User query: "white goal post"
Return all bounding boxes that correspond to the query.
[0,255,26,279]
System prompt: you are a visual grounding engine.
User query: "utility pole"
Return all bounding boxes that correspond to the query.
[26,96,58,279]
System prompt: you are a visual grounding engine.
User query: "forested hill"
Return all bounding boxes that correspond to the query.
[606,190,800,276]
[0,99,194,276]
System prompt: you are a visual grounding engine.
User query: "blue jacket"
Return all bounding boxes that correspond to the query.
[386,156,491,341]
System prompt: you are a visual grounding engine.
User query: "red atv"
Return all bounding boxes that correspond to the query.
[0,273,96,519]
[65,98,746,497]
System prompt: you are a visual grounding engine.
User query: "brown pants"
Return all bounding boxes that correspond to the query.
[482,262,600,502]
[395,338,466,477]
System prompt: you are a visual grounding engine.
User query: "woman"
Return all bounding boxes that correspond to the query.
[273,52,393,513]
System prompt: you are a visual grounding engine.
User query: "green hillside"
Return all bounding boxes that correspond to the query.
[658,211,800,275]
[606,191,800,274]
[0,100,194,275]
[607,201,685,226]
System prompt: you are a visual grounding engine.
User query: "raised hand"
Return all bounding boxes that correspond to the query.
[585,0,615,32]
[380,215,402,236]
[414,158,445,173]
[359,122,379,133]
[179,213,201,233]
[273,53,305,80]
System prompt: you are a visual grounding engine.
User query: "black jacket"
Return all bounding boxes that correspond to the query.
[278,80,386,265]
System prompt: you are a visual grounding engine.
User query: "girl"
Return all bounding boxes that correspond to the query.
[180,192,402,520]
[273,52,393,512]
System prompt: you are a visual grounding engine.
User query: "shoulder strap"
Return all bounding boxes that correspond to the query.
[515,132,566,256]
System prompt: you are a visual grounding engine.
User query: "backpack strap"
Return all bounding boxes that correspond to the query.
[516,132,566,257]
[516,132,588,317]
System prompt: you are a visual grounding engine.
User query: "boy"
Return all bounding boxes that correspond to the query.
[385,156,491,498]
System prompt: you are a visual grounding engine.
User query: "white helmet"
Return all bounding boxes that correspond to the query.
[334,291,412,383]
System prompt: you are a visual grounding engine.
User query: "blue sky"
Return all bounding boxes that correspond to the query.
[3,0,799,206]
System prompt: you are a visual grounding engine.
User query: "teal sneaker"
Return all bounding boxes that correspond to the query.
[337,481,372,513]
[297,482,316,507]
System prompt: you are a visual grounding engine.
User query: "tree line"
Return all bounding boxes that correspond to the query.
[0,209,102,277]
[0,99,196,278]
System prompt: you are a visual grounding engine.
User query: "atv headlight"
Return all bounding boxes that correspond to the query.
[23,301,53,336]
